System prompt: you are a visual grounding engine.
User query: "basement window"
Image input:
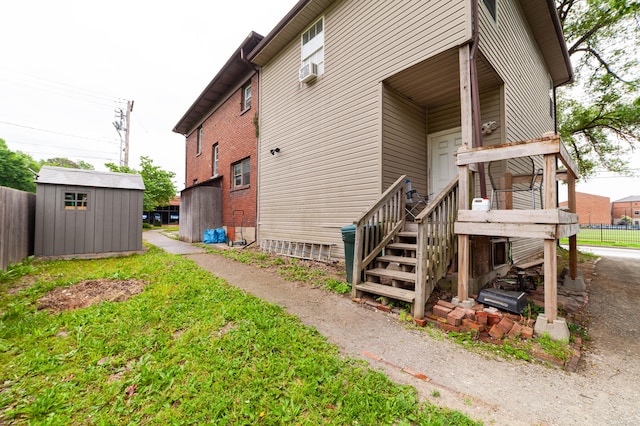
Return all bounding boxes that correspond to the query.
[64,192,88,210]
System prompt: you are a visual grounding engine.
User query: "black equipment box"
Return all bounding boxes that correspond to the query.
[477,288,528,314]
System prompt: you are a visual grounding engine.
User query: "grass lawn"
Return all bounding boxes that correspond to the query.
[0,247,478,425]
[560,228,640,249]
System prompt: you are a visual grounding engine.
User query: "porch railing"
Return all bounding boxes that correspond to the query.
[413,176,459,319]
[351,175,406,294]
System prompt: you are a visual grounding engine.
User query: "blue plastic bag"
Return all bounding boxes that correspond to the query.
[203,228,227,244]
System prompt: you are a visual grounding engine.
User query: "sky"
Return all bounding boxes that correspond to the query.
[0,0,638,201]
[0,0,298,191]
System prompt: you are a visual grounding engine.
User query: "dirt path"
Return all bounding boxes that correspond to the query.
[183,251,640,425]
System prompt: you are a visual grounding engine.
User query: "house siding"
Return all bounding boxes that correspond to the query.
[381,84,428,195]
[478,0,556,264]
[258,0,469,256]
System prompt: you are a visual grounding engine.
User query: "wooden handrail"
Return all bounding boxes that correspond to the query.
[413,176,459,319]
[351,175,406,296]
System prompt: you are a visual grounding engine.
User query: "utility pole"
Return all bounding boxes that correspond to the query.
[113,100,134,167]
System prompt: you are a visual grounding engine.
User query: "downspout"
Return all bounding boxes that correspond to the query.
[470,0,487,198]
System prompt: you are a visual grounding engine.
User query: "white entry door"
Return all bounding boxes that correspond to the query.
[429,129,462,197]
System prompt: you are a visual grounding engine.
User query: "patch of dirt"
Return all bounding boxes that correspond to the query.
[37,279,147,313]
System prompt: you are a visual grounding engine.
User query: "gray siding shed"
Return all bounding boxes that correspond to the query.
[34,166,145,257]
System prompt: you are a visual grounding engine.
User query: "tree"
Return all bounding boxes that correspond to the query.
[40,157,95,170]
[556,0,640,177]
[106,156,176,213]
[0,139,40,192]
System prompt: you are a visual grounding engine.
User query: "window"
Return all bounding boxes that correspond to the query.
[483,0,496,20]
[301,17,324,76]
[197,126,203,155]
[242,84,251,111]
[212,143,219,177]
[232,157,250,188]
[634,210,639,215]
[64,192,88,210]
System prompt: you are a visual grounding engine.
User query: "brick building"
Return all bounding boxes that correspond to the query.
[559,192,611,225]
[173,32,262,243]
[611,195,640,226]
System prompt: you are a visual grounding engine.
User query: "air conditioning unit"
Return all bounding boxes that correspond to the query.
[299,62,318,83]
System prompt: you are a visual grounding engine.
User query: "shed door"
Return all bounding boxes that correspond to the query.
[430,130,462,196]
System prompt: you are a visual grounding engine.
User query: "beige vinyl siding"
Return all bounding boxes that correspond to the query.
[258,0,470,257]
[428,101,461,135]
[478,0,556,263]
[381,85,428,195]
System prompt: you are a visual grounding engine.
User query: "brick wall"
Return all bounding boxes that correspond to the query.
[611,200,640,225]
[559,192,611,225]
[184,73,258,228]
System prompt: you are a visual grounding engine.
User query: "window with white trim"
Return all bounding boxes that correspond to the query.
[301,17,324,76]
[212,143,219,177]
[483,0,496,20]
[232,157,250,188]
[64,192,88,210]
[197,126,203,155]
[242,84,251,111]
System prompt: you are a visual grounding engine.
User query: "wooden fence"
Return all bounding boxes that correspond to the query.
[0,186,36,270]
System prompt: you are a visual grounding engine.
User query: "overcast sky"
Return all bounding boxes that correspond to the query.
[0,0,298,191]
[1,0,638,202]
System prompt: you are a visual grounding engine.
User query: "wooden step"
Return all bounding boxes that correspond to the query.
[397,231,418,238]
[365,268,416,283]
[387,242,417,251]
[376,255,417,266]
[355,282,415,302]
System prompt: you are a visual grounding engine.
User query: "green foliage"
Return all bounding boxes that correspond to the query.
[619,215,633,225]
[106,156,176,212]
[536,332,572,361]
[0,250,479,425]
[0,256,37,284]
[0,139,40,192]
[556,0,640,177]
[323,278,351,294]
[39,157,94,170]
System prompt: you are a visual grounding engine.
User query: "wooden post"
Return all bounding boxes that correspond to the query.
[567,171,577,280]
[543,153,558,322]
[504,170,513,210]
[457,44,473,304]
[544,238,558,322]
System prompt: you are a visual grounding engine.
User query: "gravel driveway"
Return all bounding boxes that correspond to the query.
[136,226,640,425]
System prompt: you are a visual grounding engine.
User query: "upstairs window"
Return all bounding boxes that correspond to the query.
[242,84,252,111]
[301,17,324,76]
[483,0,497,20]
[212,143,219,177]
[197,126,203,155]
[232,157,250,188]
[64,192,88,210]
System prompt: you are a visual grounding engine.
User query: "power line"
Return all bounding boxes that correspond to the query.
[0,120,119,144]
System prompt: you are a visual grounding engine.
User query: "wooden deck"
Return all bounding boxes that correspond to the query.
[455,135,579,324]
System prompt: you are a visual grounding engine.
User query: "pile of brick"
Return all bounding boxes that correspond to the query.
[416,299,535,342]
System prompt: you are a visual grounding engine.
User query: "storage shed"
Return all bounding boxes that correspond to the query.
[34,166,145,257]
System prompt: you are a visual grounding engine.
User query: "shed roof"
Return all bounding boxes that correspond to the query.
[36,166,145,190]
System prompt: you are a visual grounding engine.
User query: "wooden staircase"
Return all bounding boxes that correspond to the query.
[354,224,420,304]
[352,175,459,319]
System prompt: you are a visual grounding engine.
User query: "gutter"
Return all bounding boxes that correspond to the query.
[546,0,574,86]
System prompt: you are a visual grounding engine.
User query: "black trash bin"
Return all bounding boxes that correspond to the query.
[341,224,356,283]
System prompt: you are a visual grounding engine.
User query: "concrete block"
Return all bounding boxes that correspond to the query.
[534,314,570,341]
[562,270,586,292]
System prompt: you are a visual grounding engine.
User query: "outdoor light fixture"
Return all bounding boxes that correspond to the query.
[270,148,280,155]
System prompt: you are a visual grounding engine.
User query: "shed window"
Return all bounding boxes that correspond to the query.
[64,192,88,210]
[232,157,250,188]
